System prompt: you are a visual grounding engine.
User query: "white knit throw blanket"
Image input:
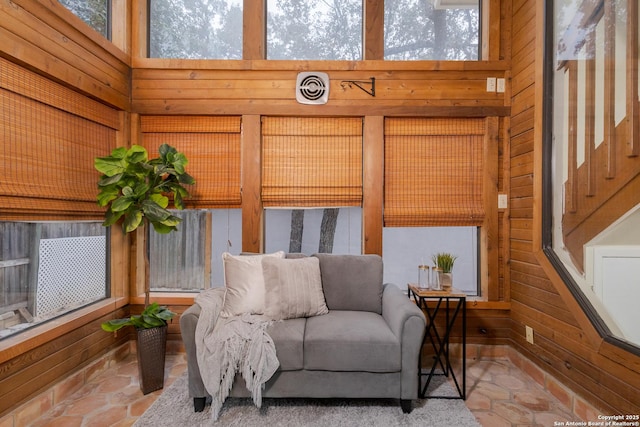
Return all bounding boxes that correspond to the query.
[195,288,280,420]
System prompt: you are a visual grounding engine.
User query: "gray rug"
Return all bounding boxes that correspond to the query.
[134,373,480,427]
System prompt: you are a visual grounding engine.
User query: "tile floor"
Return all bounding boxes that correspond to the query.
[6,345,593,427]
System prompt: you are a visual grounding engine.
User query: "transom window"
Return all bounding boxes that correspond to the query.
[58,0,110,39]
[384,0,480,60]
[149,0,243,59]
[266,0,363,60]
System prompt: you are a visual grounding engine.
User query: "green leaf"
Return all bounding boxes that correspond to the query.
[111,196,134,212]
[126,145,148,164]
[142,199,171,222]
[149,193,169,209]
[102,209,124,227]
[97,173,124,187]
[101,317,133,332]
[96,187,119,207]
[95,156,126,177]
[152,222,175,234]
[124,211,143,233]
[178,172,195,185]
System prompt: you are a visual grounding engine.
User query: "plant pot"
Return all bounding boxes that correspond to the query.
[439,272,453,290]
[136,324,167,394]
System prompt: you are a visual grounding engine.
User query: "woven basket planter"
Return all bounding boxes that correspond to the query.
[136,324,168,394]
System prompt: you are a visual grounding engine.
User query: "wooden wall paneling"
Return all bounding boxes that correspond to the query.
[111,0,131,55]
[498,0,512,62]
[501,117,511,302]
[131,0,147,60]
[0,0,130,109]
[244,0,265,60]
[482,0,502,61]
[242,115,263,253]
[484,117,499,301]
[362,116,383,255]
[363,0,384,60]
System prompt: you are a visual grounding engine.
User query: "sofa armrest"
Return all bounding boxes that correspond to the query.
[381,283,426,400]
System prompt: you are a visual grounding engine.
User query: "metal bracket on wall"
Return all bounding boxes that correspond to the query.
[340,77,375,97]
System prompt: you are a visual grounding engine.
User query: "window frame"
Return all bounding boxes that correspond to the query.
[541,0,640,355]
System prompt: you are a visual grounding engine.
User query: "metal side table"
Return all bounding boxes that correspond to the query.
[408,284,466,400]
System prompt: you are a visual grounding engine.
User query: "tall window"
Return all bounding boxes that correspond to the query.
[545,0,640,349]
[58,0,110,38]
[140,115,243,290]
[149,0,243,59]
[384,0,479,60]
[267,0,363,60]
[0,58,115,339]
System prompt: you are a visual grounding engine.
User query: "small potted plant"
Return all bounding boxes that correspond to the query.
[95,143,194,394]
[432,252,457,290]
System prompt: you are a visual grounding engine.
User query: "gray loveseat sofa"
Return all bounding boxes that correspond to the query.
[179,253,426,413]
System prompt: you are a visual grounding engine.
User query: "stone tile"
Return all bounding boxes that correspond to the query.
[573,395,600,421]
[65,394,108,416]
[14,392,53,427]
[0,414,14,427]
[495,373,526,390]
[465,390,492,410]
[545,375,573,410]
[472,381,511,401]
[512,353,546,388]
[35,415,84,427]
[83,406,129,427]
[52,369,84,404]
[129,394,157,416]
[513,390,552,411]
[473,411,512,427]
[96,375,134,393]
[535,411,570,426]
[493,401,534,424]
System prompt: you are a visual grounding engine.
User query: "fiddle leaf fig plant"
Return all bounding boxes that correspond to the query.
[95,143,195,314]
[101,303,176,332]
[95,144,195,234]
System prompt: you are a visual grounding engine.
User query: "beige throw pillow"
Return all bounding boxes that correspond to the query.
[220,251,285,317]
[262,257,329,321]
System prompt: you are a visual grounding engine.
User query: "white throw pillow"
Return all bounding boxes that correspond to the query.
[262,257,329,321]
[220,251,285,317]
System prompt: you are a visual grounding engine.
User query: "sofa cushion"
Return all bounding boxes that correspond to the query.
[262,257,329,321]
[303,311,401,372]
[313,254,383,313]
[267,318,306,371]
[220,251,285,317]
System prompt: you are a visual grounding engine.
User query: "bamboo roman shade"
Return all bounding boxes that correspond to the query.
[140,116,242,208]
[0,57,119,220]
[384,118,486,227]
[261,117,363,207]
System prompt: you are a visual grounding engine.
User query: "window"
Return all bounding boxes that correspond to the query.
[545,0,640,349]
[149,209,242,290]
[265,207,362,255]
[267,0,363,60]
[382,226,479,296]
[0,57,115,340]
[58,0,110,38]
[149,0,243,59]
[0,221,107,339]
[384,0,479,60]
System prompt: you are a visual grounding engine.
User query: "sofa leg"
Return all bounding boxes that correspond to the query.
[194,397,206,412]
[400,399,412,413]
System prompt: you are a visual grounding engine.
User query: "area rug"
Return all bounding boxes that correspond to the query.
[134,373,480,427]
